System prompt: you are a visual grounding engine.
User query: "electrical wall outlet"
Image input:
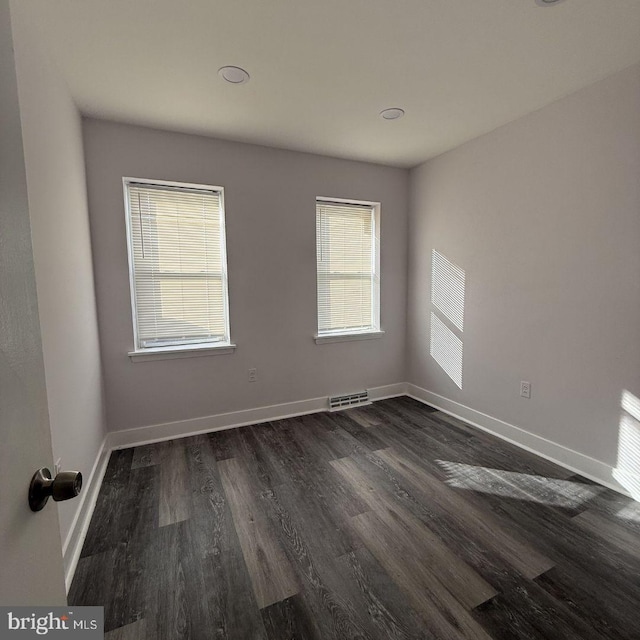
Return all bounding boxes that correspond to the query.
[520,381,531,399]
[248,368,257,382]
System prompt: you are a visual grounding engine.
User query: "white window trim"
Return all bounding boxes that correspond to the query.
[314,329,385,345]
[128,342,237,362]
[315,196,382,341]
[123,176,234,357]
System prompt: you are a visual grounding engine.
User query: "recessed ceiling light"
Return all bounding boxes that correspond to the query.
[535,0,566,6]
[218,66,250,84]
[380,108,405,120]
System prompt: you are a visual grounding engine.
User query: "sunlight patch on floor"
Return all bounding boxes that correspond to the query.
[437,459,604,508]
[614,502,640,522]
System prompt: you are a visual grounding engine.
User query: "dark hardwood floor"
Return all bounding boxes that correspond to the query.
[69,396,640,639]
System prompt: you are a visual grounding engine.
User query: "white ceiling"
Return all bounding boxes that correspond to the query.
[15,0,640,167]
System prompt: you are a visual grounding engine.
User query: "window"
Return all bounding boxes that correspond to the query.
[315,198,381,342]
[124,178,232,357]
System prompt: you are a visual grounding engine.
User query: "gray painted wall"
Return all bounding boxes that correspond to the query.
[407,63,640,467]
[11,4,107,559]
[83,119,409,432]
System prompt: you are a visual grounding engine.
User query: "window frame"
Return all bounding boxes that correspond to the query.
[123,177,234,360]
[314,196,383,344]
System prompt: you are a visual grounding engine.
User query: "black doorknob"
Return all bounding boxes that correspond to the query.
[29,468,82,512]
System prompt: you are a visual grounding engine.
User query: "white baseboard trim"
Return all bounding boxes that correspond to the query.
[369,382,407,402]
[406,384,630,497]
[62,435,111,592]
[107,383,406,451]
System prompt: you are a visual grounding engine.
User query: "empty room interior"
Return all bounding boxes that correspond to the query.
[3,0,640,637]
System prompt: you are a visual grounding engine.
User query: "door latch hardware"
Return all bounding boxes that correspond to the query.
[29,467,82,512]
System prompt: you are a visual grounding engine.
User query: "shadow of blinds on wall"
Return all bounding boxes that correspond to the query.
[614,390,640,501]
[430,250,465,388]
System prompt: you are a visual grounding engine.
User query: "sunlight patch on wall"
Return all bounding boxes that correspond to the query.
[613,390,640,502]
[431,250,465,331]
[430,250,465,388]
[437,460,604,508]
[621,389,640,422]
[430,313,463,389]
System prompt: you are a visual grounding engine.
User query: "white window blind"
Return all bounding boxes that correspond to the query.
[124,179,230,350]
[316,200,380,335]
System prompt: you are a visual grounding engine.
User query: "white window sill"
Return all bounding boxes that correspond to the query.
[314,330,385,345]
[128,342,237,362]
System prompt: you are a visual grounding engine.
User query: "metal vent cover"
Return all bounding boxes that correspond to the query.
[328,390,370,411]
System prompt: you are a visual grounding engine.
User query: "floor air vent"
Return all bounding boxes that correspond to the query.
[328,390,370,411]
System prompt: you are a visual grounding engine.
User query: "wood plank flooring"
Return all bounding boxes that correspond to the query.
[69,396,640,639]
